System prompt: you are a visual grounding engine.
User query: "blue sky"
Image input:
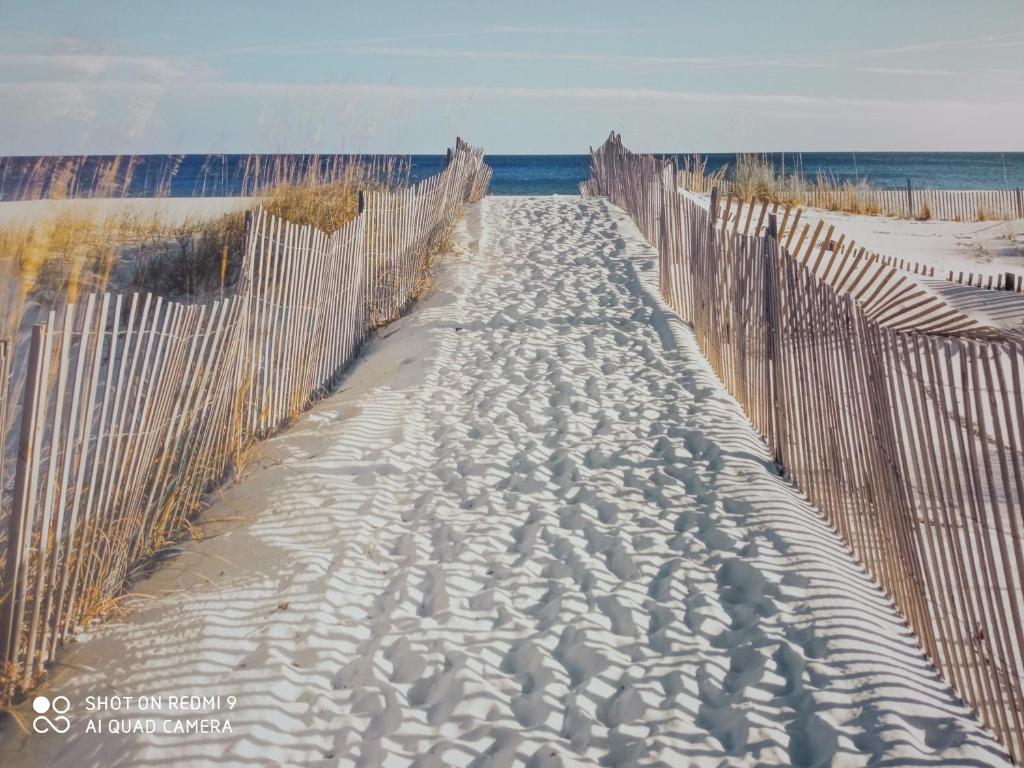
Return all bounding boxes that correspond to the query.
[1,0,1023,154]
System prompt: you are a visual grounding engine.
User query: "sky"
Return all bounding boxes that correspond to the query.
[1,0,1023,155]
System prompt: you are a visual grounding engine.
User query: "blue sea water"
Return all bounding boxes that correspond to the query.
[483,153,1024,195]
[2,152,1023,200]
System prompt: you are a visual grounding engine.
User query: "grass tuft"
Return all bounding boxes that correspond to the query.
[682,153,902,217]
[0,155,414,336]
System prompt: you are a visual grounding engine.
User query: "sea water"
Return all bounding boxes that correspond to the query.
[2,152,1023,200]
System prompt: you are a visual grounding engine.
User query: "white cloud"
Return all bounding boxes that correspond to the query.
[295,34,1024,76]
[177,81,1023,113]
[0,37,218,150]
[4,78,1022,153]
[0,50,210,82]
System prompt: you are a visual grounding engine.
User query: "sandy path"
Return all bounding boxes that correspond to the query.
[0,197,1010,767]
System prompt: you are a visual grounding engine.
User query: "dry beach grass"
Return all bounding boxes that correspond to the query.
[0,141,489,711]
[0,155,410,339]
[685,152,886,214]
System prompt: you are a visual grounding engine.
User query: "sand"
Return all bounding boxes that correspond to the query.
[0,196,254,228]
[803,208,1024,278]
[0,197,1011,767]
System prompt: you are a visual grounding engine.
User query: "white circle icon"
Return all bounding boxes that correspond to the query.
[31,695,70,733]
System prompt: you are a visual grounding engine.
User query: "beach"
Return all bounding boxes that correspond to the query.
[0,196,1009,767]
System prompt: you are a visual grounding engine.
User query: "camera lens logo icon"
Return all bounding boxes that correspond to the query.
[32,695,71,734]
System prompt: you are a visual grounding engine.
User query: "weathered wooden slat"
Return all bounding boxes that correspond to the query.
[0,139,491,701]
[582,134,1024,760]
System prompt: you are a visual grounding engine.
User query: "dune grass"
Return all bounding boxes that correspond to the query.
[0,210,165,338]
[683,153,886,215]
[1,155,154,201]
[0,155,415,338]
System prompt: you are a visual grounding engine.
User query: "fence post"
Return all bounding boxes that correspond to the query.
[765,215,785,470]
[358,190,366,215]
[1006,272,1016,292]
[709,188,720,229]
[0,340,8,640]
[0,324,47,696]
[906,178,914,218]
[0,340,7,511]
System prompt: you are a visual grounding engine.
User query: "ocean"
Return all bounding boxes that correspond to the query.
[2,152,1024,200]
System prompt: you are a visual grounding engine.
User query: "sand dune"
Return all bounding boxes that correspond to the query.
[0,197,1009,767]
[0,196,253,227]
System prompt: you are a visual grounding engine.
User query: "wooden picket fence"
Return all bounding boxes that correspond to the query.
[706,190,1024,293]
[673,150,1024,223]
[808,186,1024,222]
[0,139,490,702]
[461,138,493,206]
[364,141,485,325]
[0,343,6,515]
[699,191,1023,340]
[584,132,1024,761]
[240,210,367,440]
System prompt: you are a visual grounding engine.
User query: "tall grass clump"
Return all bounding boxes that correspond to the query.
[131,212,248,298]
[248,154,409,232]
[0,154,416,338]
[679,154,727,194]
[0,154,173,201]
[0,151,472,380]
[682,153,892,216]
[0,210,164,339]
[729,154,809,205]
[810,170,882,215]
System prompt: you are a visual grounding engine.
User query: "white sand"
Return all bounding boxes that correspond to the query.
[803,208,1024,278]
[0,196,254,227]
[0,197,1010,767]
